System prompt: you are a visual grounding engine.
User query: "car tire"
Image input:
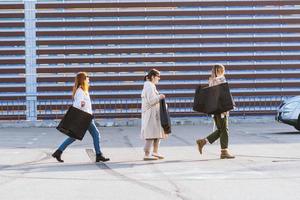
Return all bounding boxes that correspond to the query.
[294,114,300,131]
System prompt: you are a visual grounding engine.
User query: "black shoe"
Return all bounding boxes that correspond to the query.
[52,149,64,162]
[96,154,110,162]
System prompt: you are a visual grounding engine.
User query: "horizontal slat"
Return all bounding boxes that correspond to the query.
[0,96,25,100]
[0,22,24,28]
[36,27,300,37]
[0,115,26,120]
[0,77,25,83]
[0,105,26,110]
[36,92,299,100]
[0,4,24,9]
[37,46,300,55]
[0,68,25,74]
[0,31,24,37]
[37,82,300,92]
[36,9,300,18]
[37,73,300,83]
[36,18,300,27]
[36,113,140,119]
[36,100,281,110]
[0,13,24,18]
[0,59,25,64]
[37,37,300,45]
[0,49,25,55]
[36,1,300,9]
[36,63,300,73]
[0,41,24,46]
[36,55,300,64]
[0,87,25,92]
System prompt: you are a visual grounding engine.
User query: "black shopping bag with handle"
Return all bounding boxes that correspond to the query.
[160,99,171,134]
[193,83,235,114]
[56,106,93,140]
[193,84,205,113]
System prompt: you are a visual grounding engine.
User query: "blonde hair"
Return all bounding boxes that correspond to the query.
[211,64,225,79]
[72,72,89,99]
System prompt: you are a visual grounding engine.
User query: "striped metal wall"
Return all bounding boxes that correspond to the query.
[1,0,300,120]
[0,2,26,120]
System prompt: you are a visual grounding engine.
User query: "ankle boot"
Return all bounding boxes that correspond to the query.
[52,149,64,162]
[96,154,110,162]
[196,139,207,154]
[220,149,235,159]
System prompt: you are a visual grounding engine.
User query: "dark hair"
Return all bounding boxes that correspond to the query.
[144,69,160,81]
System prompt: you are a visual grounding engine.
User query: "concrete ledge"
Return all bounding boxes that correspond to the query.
[0,115,277,128]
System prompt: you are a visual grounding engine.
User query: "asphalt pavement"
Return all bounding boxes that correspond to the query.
[0,120,300,200]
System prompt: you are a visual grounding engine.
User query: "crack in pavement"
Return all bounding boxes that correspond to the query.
[84,129,194,200]
[85,148,175,199]
[0,151,51,187]
[121,132,192,200]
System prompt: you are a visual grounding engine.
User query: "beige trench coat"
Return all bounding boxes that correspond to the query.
[141,81,166,139]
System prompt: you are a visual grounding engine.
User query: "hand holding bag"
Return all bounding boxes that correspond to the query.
[193,82,235,114]
[56,106,93,140]
[160,99,171,134]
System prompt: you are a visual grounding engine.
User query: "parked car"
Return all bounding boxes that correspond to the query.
[276,95,300,131]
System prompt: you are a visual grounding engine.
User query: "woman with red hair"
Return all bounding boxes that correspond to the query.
[52,72,110,163]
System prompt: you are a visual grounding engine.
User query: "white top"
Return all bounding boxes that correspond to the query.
[73,88,93,114]
[208,76,226,87]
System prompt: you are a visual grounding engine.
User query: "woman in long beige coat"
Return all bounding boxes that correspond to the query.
[141,69,167,160]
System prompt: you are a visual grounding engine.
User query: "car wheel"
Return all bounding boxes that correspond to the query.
[294,114,300,131]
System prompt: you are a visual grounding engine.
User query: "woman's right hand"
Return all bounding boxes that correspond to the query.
[159,94,165,99]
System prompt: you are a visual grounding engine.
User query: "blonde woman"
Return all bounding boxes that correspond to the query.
[141,69,167,160]
[196,64,235,159]
[52,72,110,163]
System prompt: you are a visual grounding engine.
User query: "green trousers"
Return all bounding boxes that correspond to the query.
[206,114,229,149]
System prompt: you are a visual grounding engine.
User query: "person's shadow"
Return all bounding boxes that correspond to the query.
[2,157,219,173]
[269,131,300,135]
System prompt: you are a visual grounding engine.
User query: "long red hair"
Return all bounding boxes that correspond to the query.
[72,72,89,99]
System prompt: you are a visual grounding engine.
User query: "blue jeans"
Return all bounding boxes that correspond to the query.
[58,120,102,154]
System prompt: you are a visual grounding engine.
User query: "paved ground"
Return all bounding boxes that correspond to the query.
[0,120,300,200]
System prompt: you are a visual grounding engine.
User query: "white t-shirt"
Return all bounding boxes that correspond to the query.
[73,88,93,114]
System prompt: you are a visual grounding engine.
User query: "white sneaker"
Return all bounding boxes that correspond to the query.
[152,153,164,159]
[143,155,158,161]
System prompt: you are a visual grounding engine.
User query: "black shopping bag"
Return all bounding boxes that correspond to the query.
[193,84,205,113]
[193,83,235,114]
[56,106,93,140]
[160,99,171,134]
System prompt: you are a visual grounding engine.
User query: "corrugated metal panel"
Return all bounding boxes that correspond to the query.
[1,0,300,120]
[0,2,26,119]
